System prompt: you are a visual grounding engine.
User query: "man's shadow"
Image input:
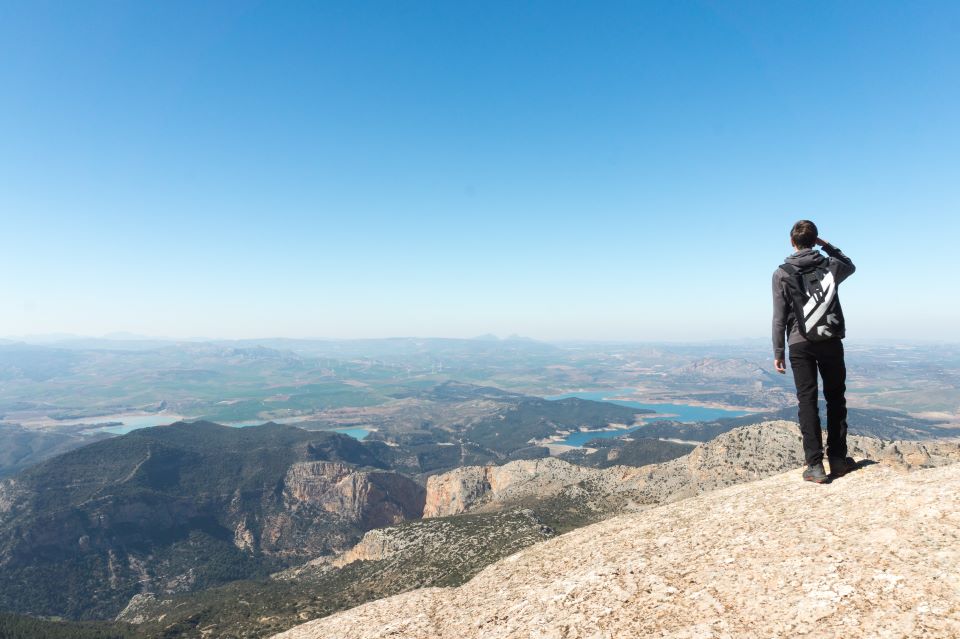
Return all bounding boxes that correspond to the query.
[825,458,878,483]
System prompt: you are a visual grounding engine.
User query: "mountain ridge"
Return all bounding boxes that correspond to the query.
[420,420,960,519]
[273,461,960,639]
[0,422,424,619]
[114,421,960,638]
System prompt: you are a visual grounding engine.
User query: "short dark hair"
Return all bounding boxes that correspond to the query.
[790,220,818,249]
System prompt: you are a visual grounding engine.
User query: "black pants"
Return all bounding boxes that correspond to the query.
[788,338,848,466]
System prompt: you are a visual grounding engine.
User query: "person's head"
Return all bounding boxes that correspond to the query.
[790,220,818,250]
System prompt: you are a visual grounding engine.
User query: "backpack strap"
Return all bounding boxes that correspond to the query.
[778,262,810,308]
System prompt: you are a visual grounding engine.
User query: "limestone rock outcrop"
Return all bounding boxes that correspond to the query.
[423,457,606,517]
[421,421,960,519]
[0,478,18,514]
[273,461,960,639]
[847,436,960,470]
[255,461,426,557]
[327,508,554,570]
[282,461,425,529]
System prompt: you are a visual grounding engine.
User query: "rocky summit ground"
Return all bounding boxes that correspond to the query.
[273,461,960,639]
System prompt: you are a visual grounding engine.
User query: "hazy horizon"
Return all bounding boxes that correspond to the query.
[4,331,959,347]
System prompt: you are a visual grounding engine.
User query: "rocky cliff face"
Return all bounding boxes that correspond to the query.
[281,461,425,530]
[423,458,605,517]
[422,421,960,518]
[326,508,553,570]
[848,435,960,469]
[0,478,17,514]
[230,462,426,561]
[421,425,784,518]
[112,421,960,638]
[0,422,427,620]
[273,460,960,639]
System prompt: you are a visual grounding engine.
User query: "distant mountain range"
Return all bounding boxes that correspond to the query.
[2,338,956,427]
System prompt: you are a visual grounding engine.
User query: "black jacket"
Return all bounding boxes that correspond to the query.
[772,243,856,360]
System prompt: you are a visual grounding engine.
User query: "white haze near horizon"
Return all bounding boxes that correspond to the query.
[3,332,958,348]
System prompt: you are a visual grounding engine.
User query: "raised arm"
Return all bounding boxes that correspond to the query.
[815,238,856,284]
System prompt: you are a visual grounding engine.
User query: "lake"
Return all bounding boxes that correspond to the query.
[545,389,750,447]
[86,415,370,440]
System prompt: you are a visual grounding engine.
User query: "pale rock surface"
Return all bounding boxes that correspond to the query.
[323,508,553,572]
[0,478,16,513]
[422,420,960,518]
[423,457,607,517]
[273,462,960,639]
[280,461,425,530]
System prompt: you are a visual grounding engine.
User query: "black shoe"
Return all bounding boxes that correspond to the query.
[828,456,857,477]
[803,463,829,483]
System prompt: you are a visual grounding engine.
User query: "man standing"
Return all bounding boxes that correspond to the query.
[772,220,857,483]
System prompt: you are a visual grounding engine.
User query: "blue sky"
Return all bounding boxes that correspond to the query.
[1,1,957,341]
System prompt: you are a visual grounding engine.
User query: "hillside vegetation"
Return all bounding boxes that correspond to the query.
[274,461,960,639]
